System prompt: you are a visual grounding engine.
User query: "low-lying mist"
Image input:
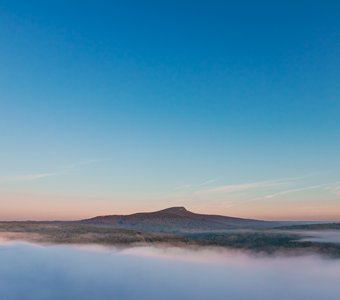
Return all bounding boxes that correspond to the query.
[0,237,339,300]
[296,230,340,243]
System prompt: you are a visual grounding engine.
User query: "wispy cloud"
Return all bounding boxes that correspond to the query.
[262,184,329,199]
[175,184,192,190]
[194,174,321,196]
[197,179,288,195]
[173,178,217,192]
[324,182,340,196]
[0,172,61,183]
[229,182,339,208]
[333,186,340,195]
[0,158,109,184]
[169,174,325,208]
[199,178,218,186]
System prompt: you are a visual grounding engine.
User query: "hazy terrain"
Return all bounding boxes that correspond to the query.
[1,207,340,300]
[1,207,340,257]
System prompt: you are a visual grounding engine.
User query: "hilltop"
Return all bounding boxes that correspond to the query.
[80,206,279,233]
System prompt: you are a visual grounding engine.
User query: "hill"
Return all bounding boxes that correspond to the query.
[80,206,279,233]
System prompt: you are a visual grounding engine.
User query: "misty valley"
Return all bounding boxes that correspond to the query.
[1,207,340,258]
[0,239,340,300]
[1,207,340,300]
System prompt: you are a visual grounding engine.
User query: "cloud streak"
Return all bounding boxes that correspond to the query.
[225,182,340,208]
[197,179,289,195]
[324,182,340,196]
[199,178,218,186]
[174,185,192,190]
[262,184,329,199]
[0,172,61,183]
[0,159,109,184]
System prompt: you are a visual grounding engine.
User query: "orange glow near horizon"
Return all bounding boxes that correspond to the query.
[1,196,340,222]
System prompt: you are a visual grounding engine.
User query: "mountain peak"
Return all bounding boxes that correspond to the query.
[82,206,273,233]
[159,207,188,214]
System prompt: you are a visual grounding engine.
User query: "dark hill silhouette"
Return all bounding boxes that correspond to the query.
[81,206,280,232]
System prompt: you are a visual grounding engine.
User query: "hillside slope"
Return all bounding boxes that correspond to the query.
[81,207,278,232]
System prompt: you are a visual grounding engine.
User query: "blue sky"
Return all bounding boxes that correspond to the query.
[0,1,339,220]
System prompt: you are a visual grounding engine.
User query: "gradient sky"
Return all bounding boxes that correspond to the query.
[1,1,340,221]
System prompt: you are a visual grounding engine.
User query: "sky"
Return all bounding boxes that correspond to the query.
[0,0,339,221]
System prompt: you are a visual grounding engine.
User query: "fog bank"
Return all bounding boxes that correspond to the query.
[0,240,339,300]
[297,230,340,243]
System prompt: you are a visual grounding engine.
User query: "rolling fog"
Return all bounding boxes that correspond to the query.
[0,238,340,300]
[297,230,340,243]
